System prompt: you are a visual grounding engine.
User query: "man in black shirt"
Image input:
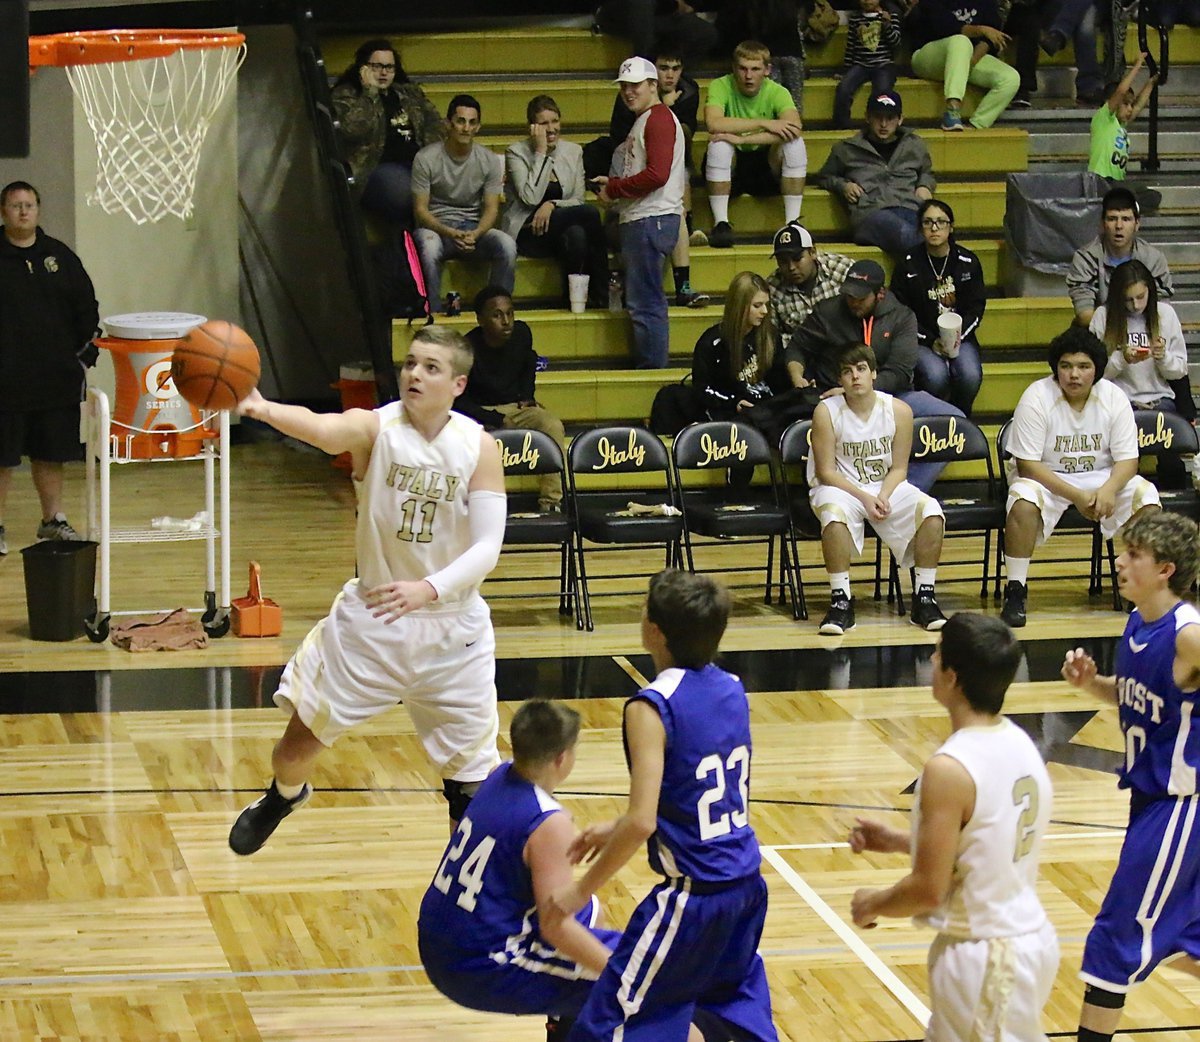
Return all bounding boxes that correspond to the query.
[0,181,99,555]
[457,286,566,512]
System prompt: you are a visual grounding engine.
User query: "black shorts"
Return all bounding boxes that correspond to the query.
[0,406,84,467]
[730,147,779,197]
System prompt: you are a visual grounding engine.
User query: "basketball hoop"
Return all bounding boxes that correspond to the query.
[29,30,246,225]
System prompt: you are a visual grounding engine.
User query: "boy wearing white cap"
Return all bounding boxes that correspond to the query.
[593,57,687,369]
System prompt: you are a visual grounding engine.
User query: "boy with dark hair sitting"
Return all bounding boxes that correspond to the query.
[1001,325,1160,627]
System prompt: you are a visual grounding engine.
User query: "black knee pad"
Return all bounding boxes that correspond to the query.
[1083,983,1126,1010]
[442,778,482,821]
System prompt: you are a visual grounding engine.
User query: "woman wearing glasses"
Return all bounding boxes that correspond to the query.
[888,198,985,415]
[332,39,441,227]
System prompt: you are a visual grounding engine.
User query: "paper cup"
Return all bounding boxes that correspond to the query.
[568,274,590,314]
[937,312,962,358]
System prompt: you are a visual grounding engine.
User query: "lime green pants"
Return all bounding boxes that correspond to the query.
[911,34,1021,129]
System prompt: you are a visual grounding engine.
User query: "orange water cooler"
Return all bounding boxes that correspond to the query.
[93,311,214,460]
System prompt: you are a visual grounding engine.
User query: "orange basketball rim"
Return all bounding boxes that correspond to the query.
[27,29,246,225]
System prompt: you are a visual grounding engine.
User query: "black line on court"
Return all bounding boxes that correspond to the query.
[0,634,1120,715]
[0,786,1131,832]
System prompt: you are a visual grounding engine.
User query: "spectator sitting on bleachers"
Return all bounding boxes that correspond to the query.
[905,0,1021,130]
[587,50,708,306]
[595,57,688,369]
[786,258,965,491]
[1004,0,1104,108]
[330,39,441,228]
[808,341,948,635]
[888,198,986,416]
[714,0,808,115]
[593,0,719,69]
[1000,326,1161,629]
[502,95,609,311]
[811,89,935,260]
[456,286,566,513]
[834,0,902,129]
[691,271,790,422]
[412,94,516,314]
[766,222,853,348]
[1089,259,1187,412]
[1067,186,1172,329]
[1088,51,1161,213]
[703,40,807,248]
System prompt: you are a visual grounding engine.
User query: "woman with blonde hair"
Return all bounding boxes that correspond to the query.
[503,94,609,310]
[691,271,789,421]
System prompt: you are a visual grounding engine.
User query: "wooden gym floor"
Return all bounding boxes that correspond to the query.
[0,442,1195,1041]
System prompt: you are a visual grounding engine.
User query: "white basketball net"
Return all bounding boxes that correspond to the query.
[66,43,246,225]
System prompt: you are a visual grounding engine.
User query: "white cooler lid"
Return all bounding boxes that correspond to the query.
[102,311,208,340]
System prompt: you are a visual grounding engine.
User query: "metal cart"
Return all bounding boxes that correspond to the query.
[82,385,232,643]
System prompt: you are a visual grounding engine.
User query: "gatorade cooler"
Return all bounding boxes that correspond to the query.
[94,312,215,460]
[331,361,378,472]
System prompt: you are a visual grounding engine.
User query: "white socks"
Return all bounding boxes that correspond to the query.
[275,779,306,800]
[1006,557,1030,585]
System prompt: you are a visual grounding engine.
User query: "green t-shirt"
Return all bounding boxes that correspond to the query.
[705,75,796,151]
[1089,105,1129,180]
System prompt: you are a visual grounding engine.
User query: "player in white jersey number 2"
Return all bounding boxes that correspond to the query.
[229,326,507,855]
[849,612,1059,1041]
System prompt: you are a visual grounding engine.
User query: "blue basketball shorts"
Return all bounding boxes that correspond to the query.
[421,896,621,1018]
[569,874,778,1042]
[1081,792,1200,991]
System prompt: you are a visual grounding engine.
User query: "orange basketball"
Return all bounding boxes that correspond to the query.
[172,320,261,411]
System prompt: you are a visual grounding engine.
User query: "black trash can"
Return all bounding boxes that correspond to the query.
[20,540,98,641]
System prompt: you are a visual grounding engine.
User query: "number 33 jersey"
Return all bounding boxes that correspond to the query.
[355,401,483,604]
[915,720,1053,940]
[633,665,762,884]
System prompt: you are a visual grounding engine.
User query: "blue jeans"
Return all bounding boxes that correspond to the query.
[833,64,897,129]
[361,162,415,227]
[913,338,983,416]
[852,206,922,261]
[620,213,679,369]
[413,222,517,313]
[1051,0,1103,95]
[899,390,966,491]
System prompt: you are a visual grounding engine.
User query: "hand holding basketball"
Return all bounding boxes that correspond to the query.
[172,320,260,411]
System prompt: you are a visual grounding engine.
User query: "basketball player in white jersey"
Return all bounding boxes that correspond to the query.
[850,612,1059,1042]
[228,325,506,855]
[809,341,947,635]
[1001,324,1160,628]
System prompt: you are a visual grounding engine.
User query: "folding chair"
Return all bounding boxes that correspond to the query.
[670,420,801,619]
[911,414,1005,599]
[1133,408,1200,521]
[996,420,1121,610]
[567,425,684,631]
[491,428,581,628]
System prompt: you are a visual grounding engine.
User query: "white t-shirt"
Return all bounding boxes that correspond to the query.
[808,390,896,491]
[1090,302,1187,407]
[1007,376,1138,475]
[614,103,685,224]
[916,719,1053,940]
[354,401,483,608]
